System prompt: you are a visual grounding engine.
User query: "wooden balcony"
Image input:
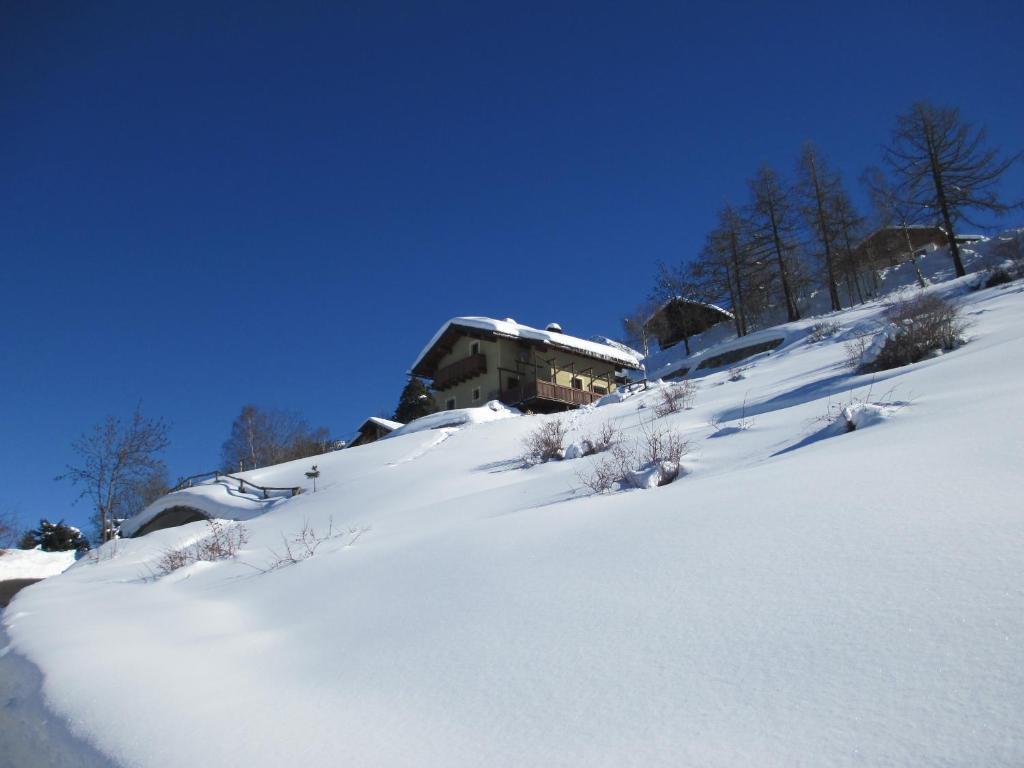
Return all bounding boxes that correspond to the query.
[433,352,487,391]
[500,379,602,411]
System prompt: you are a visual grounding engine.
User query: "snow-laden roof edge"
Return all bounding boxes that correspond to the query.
[362,417,403,432]
[644,297,734,327]
[411,317,643,373]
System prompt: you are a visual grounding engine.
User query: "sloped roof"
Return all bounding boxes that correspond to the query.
[411,317,642,377]
[644,297,734,329]
[362,417,403,432]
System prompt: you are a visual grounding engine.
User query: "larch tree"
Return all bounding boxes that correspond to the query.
[796,143,844,311]
[695,205,763,337]
[862,165,928,288]
[57,405,171,542]
[883,102,1021,277]
[748,165,802,322]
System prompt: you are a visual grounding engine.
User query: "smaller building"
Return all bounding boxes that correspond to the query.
[348,417,403,448]
[410,317,643,413]
[644,298,734,353]
[854,226,949,269]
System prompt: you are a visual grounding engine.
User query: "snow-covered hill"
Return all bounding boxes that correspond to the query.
[4,253,1024,766]
[0,548,77,582]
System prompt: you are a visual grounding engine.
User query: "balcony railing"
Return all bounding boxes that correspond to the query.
[433,352,487,391]
[500,379,602,408]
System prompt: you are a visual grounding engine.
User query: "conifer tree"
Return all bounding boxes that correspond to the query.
[884,102,1020,277]
[393,377,436,424]
[22,519,90,553]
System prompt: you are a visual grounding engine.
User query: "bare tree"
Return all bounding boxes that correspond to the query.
[221,405,330,472]
[796,143,845,311]
[0,507,19,549]
[862,165,928,288]
[118,467,171,522]
[621,300,663,357]
[884,102,1021,277]
[57,405,171,542]
[748,165,802,322]
[695,205,761,336]
[828,184,875,304]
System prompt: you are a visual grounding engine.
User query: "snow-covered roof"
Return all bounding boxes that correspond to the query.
[362,417,403,432]
[644,297,734,328]
[411,317,643,375]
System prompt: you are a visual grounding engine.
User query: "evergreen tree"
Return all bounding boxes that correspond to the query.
[393,377,437,424]
[22,519,90,553]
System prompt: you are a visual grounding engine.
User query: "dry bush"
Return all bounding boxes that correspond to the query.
[578,419,689,493]
[580,422,620,456]
[867,292,967,371]
[264,518,364,571]
[521,418,568,464]
[155,520,248,576]
[727,365,751,382]
[654,381,696,417]
[806,320,841,343]
[843,335,872,369]
[985,267,1015,288]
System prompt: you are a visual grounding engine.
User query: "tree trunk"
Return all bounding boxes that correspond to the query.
[924,126,967,277]
[767,200,800,321]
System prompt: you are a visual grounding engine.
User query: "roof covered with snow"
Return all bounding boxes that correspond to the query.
[361,417,403,432]
[411,317,642,376]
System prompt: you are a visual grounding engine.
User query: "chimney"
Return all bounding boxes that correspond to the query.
[545,322,563,334]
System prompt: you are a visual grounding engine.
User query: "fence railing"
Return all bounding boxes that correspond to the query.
[170,470,301,499]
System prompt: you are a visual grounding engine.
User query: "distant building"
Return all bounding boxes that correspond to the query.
[854,226,949,269]
[410,317,642,413]
[348,417,403,448]
[644,298,734,353]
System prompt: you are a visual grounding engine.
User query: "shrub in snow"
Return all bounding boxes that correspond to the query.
[564,422,621,460]
[726,365,751,382]
[860,292,967,372]
[155,520,247,577]
[806,320,841,343]
[579,420,688,493]
[521,419,569,464]
[654,380,696,417]
[263,518,365,572]
[20,519,89,553]
[984,267,1015,288]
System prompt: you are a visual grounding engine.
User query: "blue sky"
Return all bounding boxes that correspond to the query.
[2,1,1022,535]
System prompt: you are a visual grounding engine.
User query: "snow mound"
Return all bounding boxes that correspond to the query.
[389,400,520,436]
[0,548,77,581]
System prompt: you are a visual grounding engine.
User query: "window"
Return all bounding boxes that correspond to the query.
[470,341,480,356]
[592,385,607,395]
[571,378,583,390]
[445,398,456,410]
[517,350,530,362]
[507,375,520,390]
[472,387,480,402]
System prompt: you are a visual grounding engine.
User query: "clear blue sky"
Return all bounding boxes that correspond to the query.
[2,1,1022,535]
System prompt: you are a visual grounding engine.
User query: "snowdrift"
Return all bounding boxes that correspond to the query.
[4,258,1024,767]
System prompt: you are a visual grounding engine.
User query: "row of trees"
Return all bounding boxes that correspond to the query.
[625,102,1020,348]
[48,378,437,545]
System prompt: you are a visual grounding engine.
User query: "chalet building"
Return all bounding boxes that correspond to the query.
[853,226,949,269]
[410,317,642,413]
[348,417,403,448]
[644,298,734,353]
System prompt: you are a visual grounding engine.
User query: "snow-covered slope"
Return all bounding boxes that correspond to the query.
[4,273,1024,767]
[0,548,77,581]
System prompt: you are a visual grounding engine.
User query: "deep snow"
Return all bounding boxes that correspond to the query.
[4,242,1024,767]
